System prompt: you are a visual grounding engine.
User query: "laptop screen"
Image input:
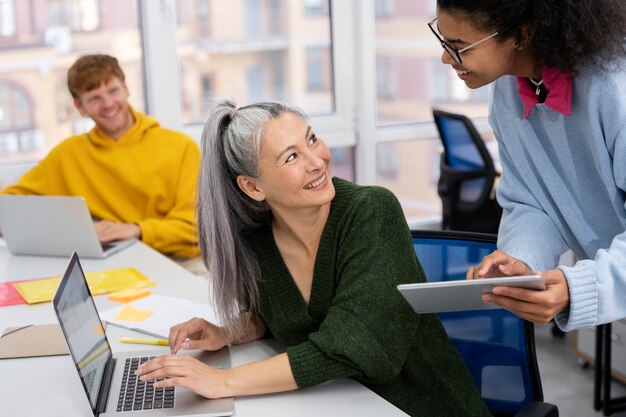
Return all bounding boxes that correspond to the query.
[53,253,112,412]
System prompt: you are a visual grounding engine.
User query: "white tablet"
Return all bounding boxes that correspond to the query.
[397,275,545,314]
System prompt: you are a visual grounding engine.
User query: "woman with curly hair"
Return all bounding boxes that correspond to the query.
[430,0,626,331]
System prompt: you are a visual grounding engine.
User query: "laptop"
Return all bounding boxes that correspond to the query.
[53,252,234,416]
[397,275,545,314]
[0,195,136,258]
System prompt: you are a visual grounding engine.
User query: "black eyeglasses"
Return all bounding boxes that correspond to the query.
[428,18,499,65]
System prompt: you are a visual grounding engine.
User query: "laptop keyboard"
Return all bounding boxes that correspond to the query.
[117,356,175,412]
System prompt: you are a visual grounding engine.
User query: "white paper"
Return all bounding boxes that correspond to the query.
[99,294,221,338]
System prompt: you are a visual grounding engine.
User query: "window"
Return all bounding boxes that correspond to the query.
[0,0,16,37]
[0,81,43,153]
[374,0,394,18]
[330,147,354,182]
[0,82,34,132]
[201,74,214,110]
[56,76,80,123]
[246,66,264,103]
[175,0,334,125]
[269,0,282,35]
[304,0,328,17]
[0,0,143,164]
[196,0,211,37]
[377,138,442,221]
[369,0,493,222]
[306,47,323,92]
[48,0,100,32]
[269,51,285,101]
[245,0,262,39]
[376,56,395,99]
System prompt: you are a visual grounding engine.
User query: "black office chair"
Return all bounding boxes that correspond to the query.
[433,109,502,234]
[411,230,559,417]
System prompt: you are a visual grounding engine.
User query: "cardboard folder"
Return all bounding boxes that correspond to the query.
[0,324,68,359]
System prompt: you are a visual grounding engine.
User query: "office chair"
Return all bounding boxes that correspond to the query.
[411,230,559,417]
[433,109,502,234]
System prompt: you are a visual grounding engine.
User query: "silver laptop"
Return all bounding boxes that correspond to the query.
[53,252,234,417]
[0,195,136,258]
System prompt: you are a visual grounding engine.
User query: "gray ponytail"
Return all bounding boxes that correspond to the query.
[196,99,307,337]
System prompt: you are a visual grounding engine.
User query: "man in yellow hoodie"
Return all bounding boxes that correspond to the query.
[1,54,199,258]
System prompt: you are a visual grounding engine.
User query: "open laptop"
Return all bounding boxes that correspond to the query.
[53,252,234,416]
[0,195,136,258]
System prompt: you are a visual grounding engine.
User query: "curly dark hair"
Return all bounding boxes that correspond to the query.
[437,0,626,74]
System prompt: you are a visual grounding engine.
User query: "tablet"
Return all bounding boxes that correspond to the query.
[397,275,545,314]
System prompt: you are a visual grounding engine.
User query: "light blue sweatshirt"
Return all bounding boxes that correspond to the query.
[490,64,626,331]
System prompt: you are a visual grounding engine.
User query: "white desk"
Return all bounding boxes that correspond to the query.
[0,242,407,417]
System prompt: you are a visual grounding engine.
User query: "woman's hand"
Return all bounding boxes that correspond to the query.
[136,355,230,399]
[483,269,570,324]
[169,318,227,354]
[466,250,532,279]
[137,353,297,399]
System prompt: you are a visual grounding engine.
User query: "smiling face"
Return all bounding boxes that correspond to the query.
[73,77,134,139]
[237,112,335,212]
[436,9,534,89]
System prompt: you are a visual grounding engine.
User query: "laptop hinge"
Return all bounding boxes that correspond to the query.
[95,356,116,415]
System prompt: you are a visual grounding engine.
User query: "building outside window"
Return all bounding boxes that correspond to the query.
[48,0,100,32]
[0,0,143,165]
[0,0,16,37]
[176,0,333,124]
[304,0,328,17]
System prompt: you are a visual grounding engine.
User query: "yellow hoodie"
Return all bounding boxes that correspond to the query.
[2,108,200,257]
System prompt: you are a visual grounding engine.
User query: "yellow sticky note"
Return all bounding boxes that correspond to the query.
[86,268,156,295]
[12,277,61,304]
[12,268,155,304]
[108,288,151,303]
[114,304,154,322]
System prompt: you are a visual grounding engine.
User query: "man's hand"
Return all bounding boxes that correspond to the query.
[94,220,141,242]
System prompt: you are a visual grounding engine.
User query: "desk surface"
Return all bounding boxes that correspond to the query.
[0,241,407,417]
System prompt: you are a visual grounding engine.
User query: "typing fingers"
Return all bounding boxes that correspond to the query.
[136,355,186,381]
[135,355,226,398]
[168,326,187,354]
[169,321,197,354]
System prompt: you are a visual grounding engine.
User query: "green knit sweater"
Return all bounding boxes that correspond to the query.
[247,178,490,417]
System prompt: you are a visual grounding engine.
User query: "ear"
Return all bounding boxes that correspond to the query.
[73,97,87,117]
[236,175,265,202]
[515,24,531,51]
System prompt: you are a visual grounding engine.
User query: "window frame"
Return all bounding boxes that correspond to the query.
[140,0,357,151]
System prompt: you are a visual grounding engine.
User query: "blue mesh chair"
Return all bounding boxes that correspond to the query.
[411,230,558,417]
[433,109,502,234]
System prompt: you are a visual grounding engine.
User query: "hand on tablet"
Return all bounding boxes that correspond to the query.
[467,250,570,324]
[466,250,532,279]
[483,269,570,324]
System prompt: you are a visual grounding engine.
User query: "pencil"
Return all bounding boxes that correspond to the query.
[119,337,169,346]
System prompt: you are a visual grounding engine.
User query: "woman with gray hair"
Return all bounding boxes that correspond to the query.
[136,99,489,416]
